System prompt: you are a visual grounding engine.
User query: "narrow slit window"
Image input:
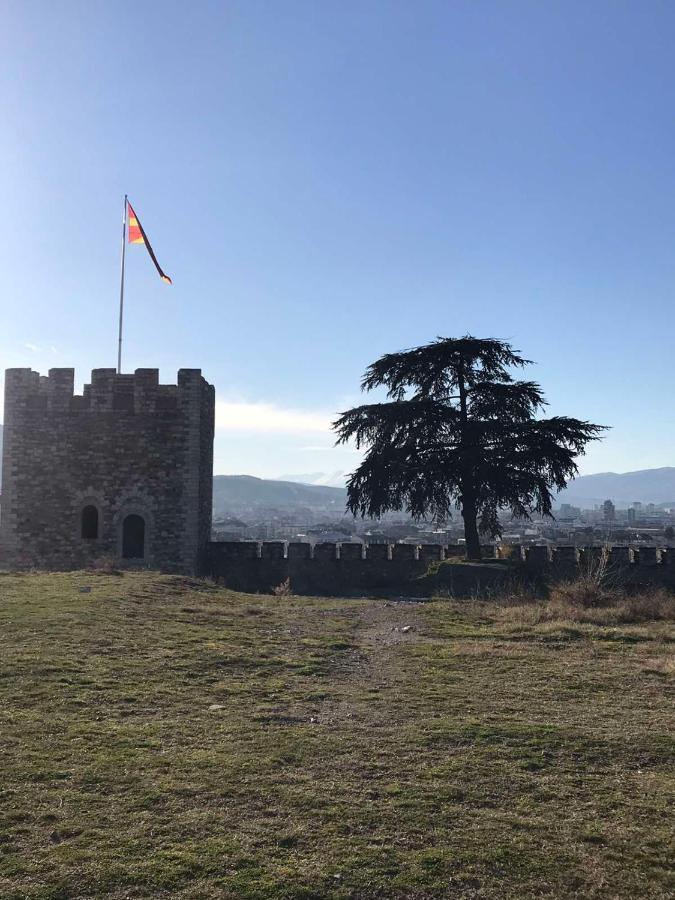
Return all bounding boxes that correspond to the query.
[81,505,99,540]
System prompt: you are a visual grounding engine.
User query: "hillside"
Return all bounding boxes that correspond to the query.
[212,474,347,516]
[214,469,675,515]
[556,467,675,506]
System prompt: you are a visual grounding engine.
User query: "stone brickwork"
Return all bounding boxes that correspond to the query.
[0,367,215,573]
[207,541,675,596]
[208,541,508,596]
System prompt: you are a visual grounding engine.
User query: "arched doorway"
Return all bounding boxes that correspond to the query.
[122,514,145,559]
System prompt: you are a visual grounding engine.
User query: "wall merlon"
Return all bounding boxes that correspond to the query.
[608,547,631,567]
[46,370,75,410]
[89,370,117,411]
[579,547,604,568]
[178,369,204,391]
[419,543,443,561]
[261,541,285,560]
[340,542,364,560]
[365,544,390,560]
[288,542,311,560]
[314,542,338,560]
[498,544,523,561]
[525,545,550,567]
[391,544,416,560]
[637,547,658,566]
[134,368,160,383]
[133,369,159,413]
[444,544,465,558]
[91,368,118,383]
[553,546,578,566]
[4,368,44,398]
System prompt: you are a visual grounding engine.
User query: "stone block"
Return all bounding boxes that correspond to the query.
[578,547,605,571]
[392,543,416,560]
[339,542,363,560]
[365,543,390,560]
[637,546,658,566]
[607,546,631,568]
[444,544,465,558]
[287,542,311,560]
[525,545,550,568]
[418,543,443,561]
[261,541,285,560]
[498,544,522,561]
[553,546,578,568]
[313,542,337,561]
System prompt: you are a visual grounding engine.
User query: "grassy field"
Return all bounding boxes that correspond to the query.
[0,572,673,899]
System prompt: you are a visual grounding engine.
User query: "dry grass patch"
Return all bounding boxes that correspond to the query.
[0,572,673,898]
[488,566,675,635]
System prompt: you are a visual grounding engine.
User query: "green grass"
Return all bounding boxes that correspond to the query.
[0,571,673,898]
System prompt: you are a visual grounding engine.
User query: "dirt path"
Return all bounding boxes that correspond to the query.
[357,598,427,648]
[316,599,427,727]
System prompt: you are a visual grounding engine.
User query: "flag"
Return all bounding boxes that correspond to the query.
[126,200,172,284]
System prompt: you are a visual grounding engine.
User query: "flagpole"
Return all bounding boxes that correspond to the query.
[117,194,128,373]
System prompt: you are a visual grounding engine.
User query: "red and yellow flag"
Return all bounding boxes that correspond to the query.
[126,200,172,284]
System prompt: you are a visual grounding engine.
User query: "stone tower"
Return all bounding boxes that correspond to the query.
[0,367,215,572]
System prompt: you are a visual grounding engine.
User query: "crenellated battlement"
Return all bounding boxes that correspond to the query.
[209,541,675,565]
[3,367,212,415]
[206,541,675,596]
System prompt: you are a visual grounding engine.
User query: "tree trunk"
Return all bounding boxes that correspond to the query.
[456,356,481,561]
[461,494,482,561]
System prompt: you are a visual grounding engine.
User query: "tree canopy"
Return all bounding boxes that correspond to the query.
[333,336,606,559]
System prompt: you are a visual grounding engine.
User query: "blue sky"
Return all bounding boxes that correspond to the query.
[1,1,674,480]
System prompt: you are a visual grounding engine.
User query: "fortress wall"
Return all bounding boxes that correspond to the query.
[207,541,675,596]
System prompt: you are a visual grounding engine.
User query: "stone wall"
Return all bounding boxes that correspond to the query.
[207,541,675,596]
[0,367,215,573]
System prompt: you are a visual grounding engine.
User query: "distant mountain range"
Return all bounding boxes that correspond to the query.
[213,475,347,518]
[554,468,675,507]
[1,423,674,511]
[277,471,347,487]
[215,468,675,515]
